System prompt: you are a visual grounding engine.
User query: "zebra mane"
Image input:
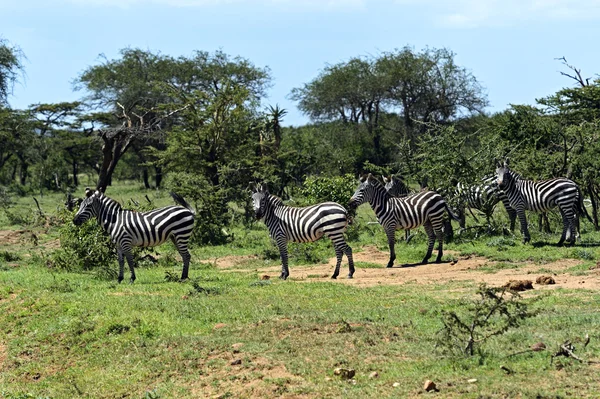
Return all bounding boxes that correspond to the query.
[97,192,123,210]
[267,193,284,207]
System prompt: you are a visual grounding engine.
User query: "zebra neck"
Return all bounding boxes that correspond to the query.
[96,197,122,232]
[368,188,392,215]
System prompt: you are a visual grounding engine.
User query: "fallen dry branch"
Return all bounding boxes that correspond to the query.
[551,340,600,365]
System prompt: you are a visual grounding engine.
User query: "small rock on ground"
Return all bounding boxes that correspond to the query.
[503,280,533,291]
[535,275,555,285]
[423,380,437,392]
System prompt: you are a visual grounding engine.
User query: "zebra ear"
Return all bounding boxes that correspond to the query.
[503,158,510,167]
[382,175,389,183]
[259,183,269,194]
[85,187,93,198]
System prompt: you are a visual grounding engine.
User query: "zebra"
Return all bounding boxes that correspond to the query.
[495,160,592,245]
[73,188,195,283]
[252,183,354,280]
[454,176,517,231]
[382,175,410,197]
[348,174,461,267]
[382,175,414,242]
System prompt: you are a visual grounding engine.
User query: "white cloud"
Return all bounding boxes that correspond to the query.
[395,0,600,28]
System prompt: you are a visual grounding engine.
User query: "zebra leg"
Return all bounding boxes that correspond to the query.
[276,236,290,280]
[172,237,191,281]
[422,221,436,264]
[345,245,355,279]
[508,209,517,232]
[435,225,445,263]
[117,247,125,284]
[517,210,530,243]
[557,209,568,246]
[123,247,136,284]
[331,245,343,280]
[385,226,396,268]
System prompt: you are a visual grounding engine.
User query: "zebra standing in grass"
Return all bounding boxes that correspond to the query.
[382,175,414,242]
[73,188,195,283]
[348,174,461,267]
[454,176,517,231]
[252,184,354,280]
[495,161,592,245]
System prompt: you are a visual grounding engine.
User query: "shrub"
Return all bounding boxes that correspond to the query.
[48,210,115,272]
[436,284,536,357]
[300,174,357,206]
[164,172,230,245]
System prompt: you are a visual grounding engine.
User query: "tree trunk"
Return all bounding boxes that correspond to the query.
[19,162,28,186]
[72,160,79,187]
[11,162,17,182]
[97,131,133,193]
[155,165,163,188]
[142,168,150,189]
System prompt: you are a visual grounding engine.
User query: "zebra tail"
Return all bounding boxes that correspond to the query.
[170,192,195,215]
[578,187,593,224]
[445,203,462,223]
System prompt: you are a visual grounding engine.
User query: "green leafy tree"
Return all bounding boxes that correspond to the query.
[0,38,24,105]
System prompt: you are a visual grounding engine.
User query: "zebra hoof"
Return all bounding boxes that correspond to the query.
[117,277,124,284]
[421,259,429,265]
[386,263,394,268]
[330,274,338,279]
[179,277,189,283]
[279,273,289,280]
[346,274,353,279]
[129,278,136,284]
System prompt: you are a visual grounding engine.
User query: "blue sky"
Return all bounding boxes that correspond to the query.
[2,0,600,126]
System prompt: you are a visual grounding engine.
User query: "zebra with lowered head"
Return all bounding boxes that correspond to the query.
[348,174,461,267]
[73,188,195,283]
[495,160,592,245]
[454,175,517,231]
[252,183,354,280]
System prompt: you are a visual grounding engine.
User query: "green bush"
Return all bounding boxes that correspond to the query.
[164,172,230,246]
[300,174,357,206]
[48,210,115,272]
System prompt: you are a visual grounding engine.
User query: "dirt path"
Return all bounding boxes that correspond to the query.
[220,245,600,290]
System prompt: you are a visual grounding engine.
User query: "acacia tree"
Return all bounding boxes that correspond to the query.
[121,51,272,244]
[0,38,24,105]
[75,48,187,192]
[291,47,488,165]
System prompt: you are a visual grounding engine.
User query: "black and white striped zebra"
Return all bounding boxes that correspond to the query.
[382,175,410,197]
[73,188,195,283]
[454,176,517,231]
[495,161,591,245]
[252,184,354,280]
[382,175,414,242]
[348,174,460,267]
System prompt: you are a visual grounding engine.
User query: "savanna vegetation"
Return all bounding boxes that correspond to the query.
[1,37,600,398]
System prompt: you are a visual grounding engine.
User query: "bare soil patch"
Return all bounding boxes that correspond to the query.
[215,254,259,269]
[0,230,30,246]
[217,245,599,290]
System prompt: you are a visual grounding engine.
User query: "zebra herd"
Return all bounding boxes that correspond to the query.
[73,161,593,282]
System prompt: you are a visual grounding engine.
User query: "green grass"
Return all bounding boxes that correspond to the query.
[2,184,600,397]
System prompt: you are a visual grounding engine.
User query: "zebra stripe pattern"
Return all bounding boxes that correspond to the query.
[455,176,517,230]
[382,175,410,198]
[348,174,460,267]
[73,189,195,283]
[496,161,590,245]
[252,184,354,280]
[382,175,414,242]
